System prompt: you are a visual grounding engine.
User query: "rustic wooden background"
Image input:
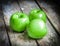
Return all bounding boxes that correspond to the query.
[0,0,60,46]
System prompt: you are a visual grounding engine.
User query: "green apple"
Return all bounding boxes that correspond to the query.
[10,12,29,32]
[29,9,47,22]
[27,19,47,39]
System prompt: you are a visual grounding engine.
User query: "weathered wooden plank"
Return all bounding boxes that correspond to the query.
[36,0,60,34]
[0,13,10,46]
[18,0,60,46]
[37,20,60,46]
[2,1,37,46]
[0,4,10,46]
[2,1,20,26]
[18,0,39,14]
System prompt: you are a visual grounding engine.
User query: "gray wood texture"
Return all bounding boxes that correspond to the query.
[2,1,37,46]
[18,0,60,46]
[36,0,60,34]
[1,0,60,46]
[0,4,10,46]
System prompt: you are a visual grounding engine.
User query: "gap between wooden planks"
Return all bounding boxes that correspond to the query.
[18,0,60,46]
[36,0,60,35]
[0,4,10,46]
[2,0,37,46]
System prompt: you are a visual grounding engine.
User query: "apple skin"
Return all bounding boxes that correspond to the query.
[27,19,47,39]
[29,9,47,22]
[10,12,29,32]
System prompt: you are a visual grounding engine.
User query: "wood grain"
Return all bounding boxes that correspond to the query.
[18,0,60,46]
[0,4,10,46]
[36,0,60,34]
[2,1,37,46]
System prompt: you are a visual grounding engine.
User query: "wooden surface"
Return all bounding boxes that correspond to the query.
[36,0,60,34]
[1,0,60,46]
[18,0,60,46]
[2,1,37,46]
[0,4,10,46]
